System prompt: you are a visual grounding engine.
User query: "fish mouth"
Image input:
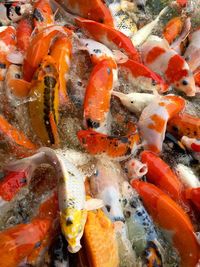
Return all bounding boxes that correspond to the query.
[113,216,125,223]
[67,243,82,253]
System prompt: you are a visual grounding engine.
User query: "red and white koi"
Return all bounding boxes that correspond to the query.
[6,147,103,253]
[16,17,33,53]
[182,134,200,151]
[75,17,141,62]
[0,26,16,81]
[112,91,156,115]
[0,2,32,25]
[184,27,200,72]
[59,0,114,27]
[124,158,147,180]
[175,163,200,189]
[141,35,196,96]
[90,158,125,222]
[118,59,169,93]
[138,95,185,153]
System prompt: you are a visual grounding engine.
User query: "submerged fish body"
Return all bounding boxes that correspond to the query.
[121,181,163,265]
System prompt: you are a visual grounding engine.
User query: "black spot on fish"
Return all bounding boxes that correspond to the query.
[120,137,129,143]
[4,4,12,21]
[66,218,73,226]
[0,63,6,69]
[44,76,56,88]
[20,178,27,184]
[86,118,100,129]
[172,126,178,132]
[15,5,21,16]
[125,147,132,156]
[34,241,41,248]
[93,49,101,54]
[99,18,104,23]
[33,8,44,22]
[105,205,111,212]
[107,68,111,75]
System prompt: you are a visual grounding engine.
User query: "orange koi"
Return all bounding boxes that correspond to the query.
[167,113,200,139]
[185,187,200,211]
[23,25,71,82]
[0,114,37,152]
[83,58,117,133]
[75,17,141,62]
[163,17,183,45]
[77,129,140,158]
[50,36,72,105]
[138,95,185,153]
[0,170,28,202]
[0,26,16,81]
[0,218,51,267]
[33,0,54,31]
[131,180,200,267]
[140,151,185,203]
[181,136,200,162]
[61,0,114,27]
[141,36,196,96]
[16,17,33,53]
[26,193,59,266]
[118,59,169,93]
[28,56,60,146]
[83,209,119,267]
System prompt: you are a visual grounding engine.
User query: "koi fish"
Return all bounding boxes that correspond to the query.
[0,114,37,154]
[181,136,200,161]
[131,7,168,47]
[50,36,72,106]
[108,1,137,37]
[124,158,147,180]
[0,2,32,25]
[175,163,200,189]
[184,27,200,72]
[83,58,117,133]
[58,0,114,27]
[167,112,200,139]
[16,17,33,53]
[0,26,16,81]
[0,218,51,267]
[118,59,169,93]
[77,128,140,159]
[138,95,185,153]
[79,38,115,64]
[6,147,103,253]
[112,91,156,115]
[131,180,200,267]
[140,150,188,207]
[23,25,72,82]
[75,17,140,62]
[141,35,196,96]
[121,181,163,266]
[90,158,125,222]
[28,56,60,147]
[185,187,200,211]
[33,0,54,31]
[84,209,119,267]
[163,17,183,45]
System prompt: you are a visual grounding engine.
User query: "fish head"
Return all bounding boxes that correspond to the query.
[60,207,87,253]
[176,73,196,97]
[101,186,125,222]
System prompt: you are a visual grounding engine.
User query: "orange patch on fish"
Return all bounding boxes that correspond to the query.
[148,114,166,133]
[165,55,188,83]
[146,47,166,64]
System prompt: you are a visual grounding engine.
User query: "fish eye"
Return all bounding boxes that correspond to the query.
[182,80,188,86]
[105,205,111,212]
[66,217,73,226]
[124,210,131,218]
